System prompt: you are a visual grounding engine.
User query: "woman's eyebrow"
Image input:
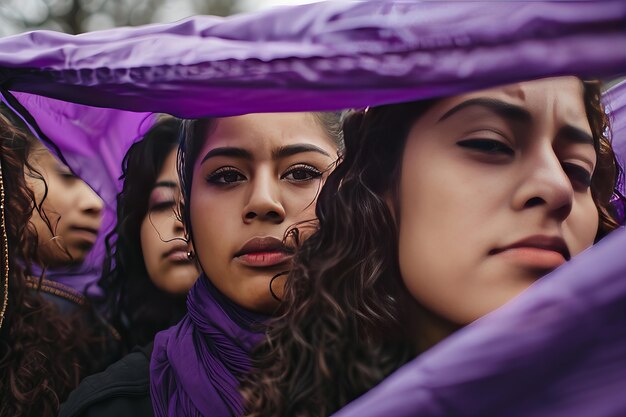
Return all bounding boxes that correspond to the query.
[152,181,177,190]
[557,125,594,146]
[273,144,331,159]
[201,147,252,164]
[438,98,532,124]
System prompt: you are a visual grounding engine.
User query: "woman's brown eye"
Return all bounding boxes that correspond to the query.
[206,168,246,185]
[282,164,322,182]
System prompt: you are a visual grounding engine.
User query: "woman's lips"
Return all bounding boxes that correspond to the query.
[494,247,566,270]
[234,236,294,268]
[163,244,192,263]
[235,251,293,268]
[68,226,98,244]
[490,235,570,270]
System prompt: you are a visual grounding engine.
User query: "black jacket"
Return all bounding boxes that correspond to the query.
[58,344,153,417]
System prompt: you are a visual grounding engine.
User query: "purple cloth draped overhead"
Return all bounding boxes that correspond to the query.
[150,275,267,417]
[0,91,154,296]
[0,1,625,117]
[332,227,626,417]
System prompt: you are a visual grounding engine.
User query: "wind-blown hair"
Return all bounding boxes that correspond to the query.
[241,80,625,417]
[100,117,185,350]
[0,113,97,417]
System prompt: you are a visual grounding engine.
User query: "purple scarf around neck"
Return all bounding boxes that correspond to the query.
[150,274,268,417]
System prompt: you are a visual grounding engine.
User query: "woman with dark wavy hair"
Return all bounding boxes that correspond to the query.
[241,77,626,417]
[0,113,106,417]
[100,116,199,351]
[149,112,343,417]
[59,116,199,417]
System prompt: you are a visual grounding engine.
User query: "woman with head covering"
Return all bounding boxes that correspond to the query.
[100,116,199,351]
[241,77,626,417]
[0,113,111,417]
[59,116,199,417]
[149,112,343,417]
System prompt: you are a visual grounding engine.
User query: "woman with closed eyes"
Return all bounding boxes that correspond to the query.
[100,116,200,352]
[149,112,343,417]
[241,76,626,417]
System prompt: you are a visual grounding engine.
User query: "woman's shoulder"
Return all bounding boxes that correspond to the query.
[58,344,154,417]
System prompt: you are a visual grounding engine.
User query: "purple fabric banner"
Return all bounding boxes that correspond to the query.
[0,1,624,117]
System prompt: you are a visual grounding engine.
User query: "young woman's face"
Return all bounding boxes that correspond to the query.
[190,113,338,313]
[397,77,599,325]
[140,149,199,294]
[27,144,104,267]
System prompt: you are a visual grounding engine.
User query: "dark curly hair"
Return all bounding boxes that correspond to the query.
[241,80,626,417]
[0,112,103,417]
[99,117,188,350]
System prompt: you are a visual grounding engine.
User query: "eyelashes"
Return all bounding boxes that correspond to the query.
[562,163,592,189]
[457,138,593,190]
[281,164,322,182]
[457,138,514,156]
[206,167,246,185]
[148,200,176,213]
[205,164,322,186]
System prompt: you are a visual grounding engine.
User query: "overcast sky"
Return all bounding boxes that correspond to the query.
[0,0,327,36]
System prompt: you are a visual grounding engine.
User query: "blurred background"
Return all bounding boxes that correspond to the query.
[0,0,319,36]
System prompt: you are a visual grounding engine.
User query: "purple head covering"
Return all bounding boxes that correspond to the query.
[150,274,267,417]
[0,90,154,297]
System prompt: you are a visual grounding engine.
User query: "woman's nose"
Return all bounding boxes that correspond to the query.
[513,149,574,221]
[242,174,286,224]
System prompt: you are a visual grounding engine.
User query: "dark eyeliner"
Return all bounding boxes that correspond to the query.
[457,139,515,156]
[282,163,323,182]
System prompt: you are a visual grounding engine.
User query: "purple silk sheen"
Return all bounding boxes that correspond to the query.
[0,91,155,297]
[0,1,624,117]
[150,274,267,417]
[7,91,155,212]
[332,227,626,417]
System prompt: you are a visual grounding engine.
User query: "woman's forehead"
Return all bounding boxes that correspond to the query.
[428,77,588,126]
[199,113,334,154]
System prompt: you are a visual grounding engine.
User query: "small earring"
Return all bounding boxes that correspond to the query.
[269,271,289,302]
[187,250,195,260]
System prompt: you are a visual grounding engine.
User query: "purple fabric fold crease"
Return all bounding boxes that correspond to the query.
[332,227,626,417]
[0,1,624,117]
[150,274,267,417]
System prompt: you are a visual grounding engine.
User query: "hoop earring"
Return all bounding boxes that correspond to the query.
[269,271,289,302]
[187,250,195,260]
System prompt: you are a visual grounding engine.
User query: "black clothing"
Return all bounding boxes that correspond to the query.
[59,343,154,417]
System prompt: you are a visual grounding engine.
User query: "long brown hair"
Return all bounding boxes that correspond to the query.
[241,81,625,417]
[0,113,103,417]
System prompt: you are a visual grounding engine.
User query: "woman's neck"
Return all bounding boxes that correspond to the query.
[408,301,462,353]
